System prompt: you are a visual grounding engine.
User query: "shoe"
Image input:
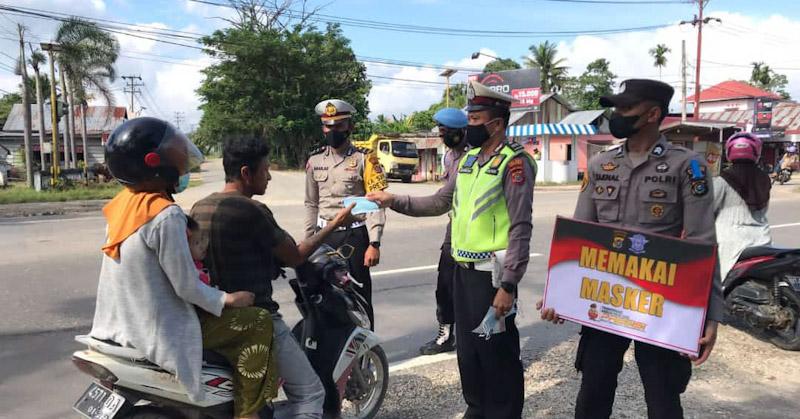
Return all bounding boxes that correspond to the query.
[419,323,455,355]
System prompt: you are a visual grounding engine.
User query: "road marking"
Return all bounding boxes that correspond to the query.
[372,253,543,277]
[389,352,458,373]
[773,222,800,229]
[0,215,105,225]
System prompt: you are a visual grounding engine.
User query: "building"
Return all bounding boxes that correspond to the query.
[0,104,128,169]
[685,80,781,114]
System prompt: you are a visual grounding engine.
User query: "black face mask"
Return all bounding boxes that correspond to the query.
[325,130,349,148]
[442,129,464,149]
[609,111,644,139]
[466,120,496,148]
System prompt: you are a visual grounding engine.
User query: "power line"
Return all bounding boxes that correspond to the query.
[533,0,691,3]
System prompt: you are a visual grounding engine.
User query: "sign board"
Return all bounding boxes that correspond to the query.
[542,217,716,356]
[468,69,542,111]
[753,97,775,135]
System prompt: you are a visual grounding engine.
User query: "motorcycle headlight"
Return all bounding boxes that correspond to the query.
[348,309,371,329]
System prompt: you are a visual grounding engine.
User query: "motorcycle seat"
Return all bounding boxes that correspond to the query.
[75,335,149,362]
[739,246,796,260]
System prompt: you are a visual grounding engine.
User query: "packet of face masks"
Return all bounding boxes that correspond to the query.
[471,304,517,340]
[343,196,380,215]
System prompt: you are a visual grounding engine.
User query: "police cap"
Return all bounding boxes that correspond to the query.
[600,79,674,110]
[315,99,356,126]
[433,108,468,129]
[465,80,517,112]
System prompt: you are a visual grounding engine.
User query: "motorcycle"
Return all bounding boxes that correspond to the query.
[773,168,793,185]
[723,246,800,350]
[71,244,388,419]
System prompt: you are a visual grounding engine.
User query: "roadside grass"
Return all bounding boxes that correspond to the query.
[0,182,122,204]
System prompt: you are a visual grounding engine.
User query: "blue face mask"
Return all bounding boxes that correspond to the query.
[175,173,191,193]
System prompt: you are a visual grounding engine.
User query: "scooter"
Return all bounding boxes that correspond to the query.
[774,168,793,185]
[723,245,800,350]
[71,245,388,419]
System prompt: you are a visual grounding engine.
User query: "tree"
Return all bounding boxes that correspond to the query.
[0,92,22,127]
[524,40,569,93]
[196,3,370,167]
[750,62,790,99]
[562,58,617,110]
[649,44,671,80]
[55,18,120,171]
[28,48,48,169]
[483,58,521,73]
[17,24,34,187]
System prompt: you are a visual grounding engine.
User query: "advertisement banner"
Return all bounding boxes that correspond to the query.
[753,97,775,135]
[542,217,716,356]
[468,69,542,111]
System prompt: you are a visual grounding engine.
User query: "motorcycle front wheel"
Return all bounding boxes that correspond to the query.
[340,345,389,419]
[770,286,800,351]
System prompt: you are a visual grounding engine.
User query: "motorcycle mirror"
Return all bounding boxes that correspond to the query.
[336,244,355,260]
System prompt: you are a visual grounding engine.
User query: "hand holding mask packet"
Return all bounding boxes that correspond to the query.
[342,196,380,215]
[472,304,518,340]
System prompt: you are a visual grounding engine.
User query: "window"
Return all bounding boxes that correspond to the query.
[379,142,390,154]
[391,141,418,158]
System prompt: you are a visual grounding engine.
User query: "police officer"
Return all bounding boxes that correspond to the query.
[539,79,725,419]
[305,99,387,328]
[419,108,469,356]
[368,81,536,418]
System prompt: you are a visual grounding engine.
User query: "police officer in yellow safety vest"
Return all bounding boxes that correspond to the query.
[368,81,536,419]
[305,99,388,329]
[539,79,725,419]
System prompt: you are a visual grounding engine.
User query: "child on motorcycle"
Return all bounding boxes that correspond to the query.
[91,117,275,419]
[713,132,773,280]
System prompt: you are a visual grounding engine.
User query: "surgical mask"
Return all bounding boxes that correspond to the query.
[609,111,644,139]
[175,173,191,193]
[442,129,464,149]
[325,130,349,148]
[466,119,498,148]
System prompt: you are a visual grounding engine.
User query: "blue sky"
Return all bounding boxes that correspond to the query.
[2,0,800,124]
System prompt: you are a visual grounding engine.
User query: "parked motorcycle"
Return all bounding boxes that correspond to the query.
[723,246,800,350]
[71,244,388,419]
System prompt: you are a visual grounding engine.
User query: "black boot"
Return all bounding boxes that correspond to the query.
[419,323,455,355]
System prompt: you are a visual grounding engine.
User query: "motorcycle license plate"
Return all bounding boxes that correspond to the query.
[73,383,126,419]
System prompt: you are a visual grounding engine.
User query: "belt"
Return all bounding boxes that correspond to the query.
[456,261,476,270]
[317,217,366,231]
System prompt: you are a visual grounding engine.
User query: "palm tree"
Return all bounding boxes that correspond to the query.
[649,44,671,80]
[28,48,48,170]
[524,41,569,93]
[55,18,119,173]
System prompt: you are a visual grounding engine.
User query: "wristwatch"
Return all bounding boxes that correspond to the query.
[500,282,517,294]
[369,242,381,249]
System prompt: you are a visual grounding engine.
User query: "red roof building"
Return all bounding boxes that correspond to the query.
[686,80,781,103]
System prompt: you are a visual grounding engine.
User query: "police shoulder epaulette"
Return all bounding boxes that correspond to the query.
[505,141,524,152]
[309,146,325,156]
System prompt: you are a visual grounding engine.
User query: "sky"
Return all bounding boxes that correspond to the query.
[2,0,800,128]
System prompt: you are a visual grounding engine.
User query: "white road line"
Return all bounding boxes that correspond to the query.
[0,216,105,225]
[772,222,800,229]
[372,253,543,277]
[388,352,458,373]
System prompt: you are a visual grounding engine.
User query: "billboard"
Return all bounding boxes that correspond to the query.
[753,97,775,135]
[468,68,542,111]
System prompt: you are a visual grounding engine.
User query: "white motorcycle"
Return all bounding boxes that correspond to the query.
[72,245,388,419]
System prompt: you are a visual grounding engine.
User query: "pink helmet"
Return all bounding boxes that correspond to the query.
[726,132,762,162]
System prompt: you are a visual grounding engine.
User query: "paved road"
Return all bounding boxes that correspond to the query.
[1,161,798,418]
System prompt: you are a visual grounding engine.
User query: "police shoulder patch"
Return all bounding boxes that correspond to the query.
[309,145,325,156]
[506,141,524,152]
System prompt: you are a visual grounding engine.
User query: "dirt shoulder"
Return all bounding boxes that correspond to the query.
[381,326,800,418]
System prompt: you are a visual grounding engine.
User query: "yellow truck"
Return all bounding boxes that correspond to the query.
[353,134,420,183]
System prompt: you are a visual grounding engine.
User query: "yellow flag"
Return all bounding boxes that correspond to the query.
[364,152,388,192]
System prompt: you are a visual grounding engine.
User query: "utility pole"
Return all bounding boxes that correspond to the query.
[681,39,687,122]
[40,42,61,186]
[122,75,143,117]
[18,25,33,188]
[439,69,458,108]
[174,111,185,131]
[680,1,720,120]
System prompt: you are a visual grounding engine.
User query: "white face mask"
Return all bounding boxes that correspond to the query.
[175,173,191,193]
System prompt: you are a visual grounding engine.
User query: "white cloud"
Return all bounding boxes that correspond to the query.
[91,0,107,12]
[114,22,170,54]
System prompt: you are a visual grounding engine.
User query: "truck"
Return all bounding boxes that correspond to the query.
[352,134,420,183]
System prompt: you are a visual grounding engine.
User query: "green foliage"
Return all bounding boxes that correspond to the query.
[195,22,370,167]
[524,41,569,93]
[649,44,671,79]
[750,62,791,99]
[0,92,22,126]
[0,181,122,204]
[55,18,120,106]
[562,59,617,110]
[484,58,521,73]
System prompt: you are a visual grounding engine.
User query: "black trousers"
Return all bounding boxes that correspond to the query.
[322,226,374,328]
[574,327,692,419]
[435,244,456,325]
[453,265,524,419]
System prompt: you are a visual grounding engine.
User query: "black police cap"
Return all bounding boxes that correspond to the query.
[600,79,674,110]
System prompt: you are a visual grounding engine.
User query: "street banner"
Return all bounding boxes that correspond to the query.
[468,69,542,111]
[542,217,716,356]
[753,97,774,135]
